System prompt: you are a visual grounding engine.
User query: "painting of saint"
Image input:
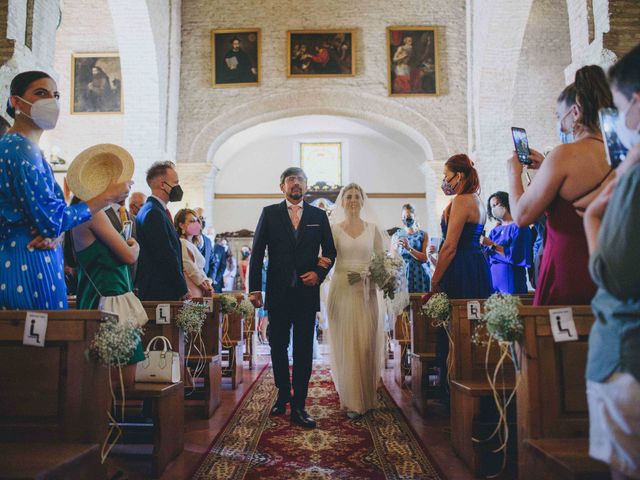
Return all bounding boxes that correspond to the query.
[71,54,123,114]
[288,31,355,77]
[387,27,439,96]
[211,29,261,87]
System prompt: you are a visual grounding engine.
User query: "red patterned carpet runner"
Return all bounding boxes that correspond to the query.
[192,365,443,479]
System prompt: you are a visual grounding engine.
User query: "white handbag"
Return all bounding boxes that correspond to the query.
[135,336,181,383]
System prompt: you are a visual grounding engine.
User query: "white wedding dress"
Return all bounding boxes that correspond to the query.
[327,221,387,414]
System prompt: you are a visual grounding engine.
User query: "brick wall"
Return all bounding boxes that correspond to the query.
[0,0,60,123]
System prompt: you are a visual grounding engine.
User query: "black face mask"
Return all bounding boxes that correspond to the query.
[163,182,183,202]
[403,216,415,228]
[199,217,206,229]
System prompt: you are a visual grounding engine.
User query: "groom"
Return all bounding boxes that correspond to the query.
[249,167,336,428]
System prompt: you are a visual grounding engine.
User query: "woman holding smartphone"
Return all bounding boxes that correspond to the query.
[394,203,430,293]
[508,65,615,305]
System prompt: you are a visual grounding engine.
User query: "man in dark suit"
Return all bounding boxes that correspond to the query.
[211,241,227,292]
[249,167,336,428]
[104,200,139,282]
[135,161,188,301]
[193,207,218,281]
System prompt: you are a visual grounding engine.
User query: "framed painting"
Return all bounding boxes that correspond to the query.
[387,26,439,96]
[211,28,261,88]
[287,30,355,77]
[71,53,123,114]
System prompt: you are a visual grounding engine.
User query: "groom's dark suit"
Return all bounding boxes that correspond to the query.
[249,200,336,409]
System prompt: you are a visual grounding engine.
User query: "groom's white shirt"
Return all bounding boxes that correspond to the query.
[286,198,303,222]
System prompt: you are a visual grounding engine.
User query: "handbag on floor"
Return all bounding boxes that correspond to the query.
[135,336,181,383]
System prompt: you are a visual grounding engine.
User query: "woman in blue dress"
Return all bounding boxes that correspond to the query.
[430,154,493,395]
[0,71,131,310]
[430,154,494,298]
[394,203,431,293]
[482,191,532,294]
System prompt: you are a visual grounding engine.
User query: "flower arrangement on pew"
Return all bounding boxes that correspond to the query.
[87,318,143,463]
[471,293,523,476]
[422,292,454,386]
[176,301,209,393]
[219,294,255,371]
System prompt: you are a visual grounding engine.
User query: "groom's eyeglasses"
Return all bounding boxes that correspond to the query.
[284,175,306,184]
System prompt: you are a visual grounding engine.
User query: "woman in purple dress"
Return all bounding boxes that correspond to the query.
[482,191,532,294]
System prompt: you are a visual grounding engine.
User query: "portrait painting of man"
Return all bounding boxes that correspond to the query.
[71,53,123,114]
[211,29,261,87]
[288,30,355,77]
[387,27,439,96]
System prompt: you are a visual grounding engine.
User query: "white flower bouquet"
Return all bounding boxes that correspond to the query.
[348,250,404,300]
[236,298,255,319]
[88,319,142,367]
[219,294,238,315]
[482,293,523,343]
[176,301,209,334]
[422,292,451,327]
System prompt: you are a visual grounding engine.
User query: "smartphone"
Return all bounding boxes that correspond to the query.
[122,220,132,241]
[511,127,532,165]
[599,107,628,169]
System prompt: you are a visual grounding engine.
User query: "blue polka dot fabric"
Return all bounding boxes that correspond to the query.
[397,230,431,293]
[0,133,91,309]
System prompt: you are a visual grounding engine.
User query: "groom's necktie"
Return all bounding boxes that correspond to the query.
[289,205,301,230]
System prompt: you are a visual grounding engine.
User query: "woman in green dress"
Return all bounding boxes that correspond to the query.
[67,197,146,363]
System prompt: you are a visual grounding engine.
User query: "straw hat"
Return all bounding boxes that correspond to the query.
[66,144,134,201]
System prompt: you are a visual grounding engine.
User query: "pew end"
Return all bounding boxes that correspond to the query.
[524,438,609,480]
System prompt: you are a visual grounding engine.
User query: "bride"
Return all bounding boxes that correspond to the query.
[326,183,391,418]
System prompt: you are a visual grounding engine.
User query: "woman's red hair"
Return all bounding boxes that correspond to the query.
[444,154,481,219]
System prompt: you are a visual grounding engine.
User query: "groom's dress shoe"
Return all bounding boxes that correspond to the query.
[291,408,316,428]
[270,398,289,416]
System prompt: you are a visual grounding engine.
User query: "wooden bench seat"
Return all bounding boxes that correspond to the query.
[0,443,105,479]
[516,305,604,480]
[117,382,184,478]
[524,438,609,480]
[447,298,521,477]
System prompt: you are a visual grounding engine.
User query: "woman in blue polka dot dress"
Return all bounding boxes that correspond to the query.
[0,71,131,310]
[394,203,431,293]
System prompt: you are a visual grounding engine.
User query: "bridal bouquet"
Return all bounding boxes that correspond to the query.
[348,250,404,300]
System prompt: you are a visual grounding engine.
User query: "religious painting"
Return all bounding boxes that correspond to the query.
[387,27,439,96]
[211,28,261,88]
[287,30,355,77]
[71,53,123,114]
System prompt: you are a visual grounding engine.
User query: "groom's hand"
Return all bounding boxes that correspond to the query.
[300,271,319,286]
[249,291,263,308]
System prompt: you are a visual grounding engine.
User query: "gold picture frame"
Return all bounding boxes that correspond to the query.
[71,53,123,114]
[211,28,261,88]
[287,30,355,78]
[387,26,439,96]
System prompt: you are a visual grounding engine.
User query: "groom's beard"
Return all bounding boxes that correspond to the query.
[288,188,303,200]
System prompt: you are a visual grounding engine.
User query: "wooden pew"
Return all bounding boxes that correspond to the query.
[516,305,609,480]
[219,292,245,389]
[0,310,109,479]
[408,293,439,416]
[392,309,411,388]
[448,298,518,477]
[243,307,257,369]
[66,300,186,477]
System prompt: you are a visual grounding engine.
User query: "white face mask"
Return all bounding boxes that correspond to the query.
[16,96,60,130]
[616,97,640,150]
[491,205,507,220]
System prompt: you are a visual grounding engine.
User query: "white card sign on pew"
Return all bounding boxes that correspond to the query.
[467,301,482,320]
[203,297,213,313]
[549,307,578,342]
[156,304,171,324]
[22,311,48,347]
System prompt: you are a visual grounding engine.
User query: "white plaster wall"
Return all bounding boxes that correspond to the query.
[0,1,61,122]
[42,0,123,163]
[178,0,468,234]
